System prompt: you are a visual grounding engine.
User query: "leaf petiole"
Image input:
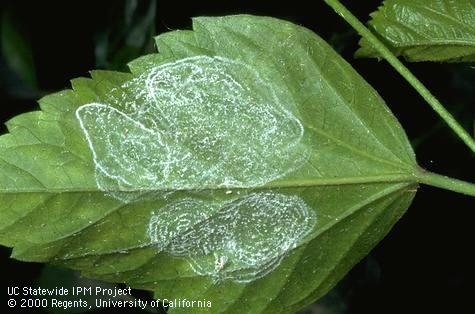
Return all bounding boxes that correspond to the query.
[323,0,475,154]
[416,168,475,197]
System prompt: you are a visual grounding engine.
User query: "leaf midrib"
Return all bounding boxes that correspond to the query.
[0,173,417,194]
[389,39,475,48]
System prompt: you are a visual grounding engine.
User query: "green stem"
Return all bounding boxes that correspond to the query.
[416,169,475,197]
[323,0,475,154]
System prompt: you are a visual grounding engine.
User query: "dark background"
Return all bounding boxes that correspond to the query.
[0,0,474,313]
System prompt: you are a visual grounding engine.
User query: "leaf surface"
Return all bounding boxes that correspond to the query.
[356,0,475,62]
[0,15,418,313]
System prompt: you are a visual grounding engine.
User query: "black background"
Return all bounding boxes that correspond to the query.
[0,1,474,313]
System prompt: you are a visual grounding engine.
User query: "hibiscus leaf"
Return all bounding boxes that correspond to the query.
[356,0,475,62]
[0,15,418,313]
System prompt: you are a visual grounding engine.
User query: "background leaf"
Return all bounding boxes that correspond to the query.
[356,0,475,62]
[94,0,157,71]
[0,15,418,313]
[0,10,38,100]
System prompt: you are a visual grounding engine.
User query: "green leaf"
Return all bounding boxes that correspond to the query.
[0,15,418,313]
[356,0,475,62]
